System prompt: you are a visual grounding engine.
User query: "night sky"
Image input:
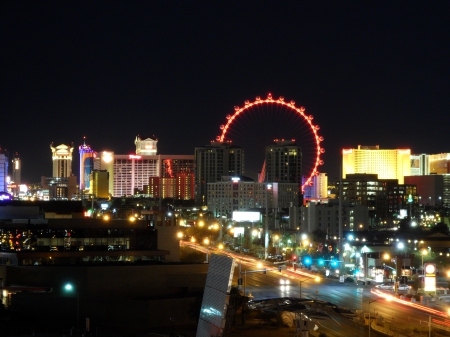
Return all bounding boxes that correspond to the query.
[1,1,449,184]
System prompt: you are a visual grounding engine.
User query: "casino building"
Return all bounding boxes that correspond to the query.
[342,145,411,184]
[95,136,194,198]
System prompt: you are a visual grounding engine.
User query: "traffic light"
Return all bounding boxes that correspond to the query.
[318,259,325,266]
[303,256,312,266]
[331,260,338,267]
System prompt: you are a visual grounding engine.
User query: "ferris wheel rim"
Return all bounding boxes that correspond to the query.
[217,93,324,192]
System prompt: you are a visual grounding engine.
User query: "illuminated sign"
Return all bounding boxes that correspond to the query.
[232,211,260,222]
[424,263,436,292]
[129,155,142,160]
[0,192,12,201]
[398,149,411,154]
[231,177,240,183]
[342,149,353,154]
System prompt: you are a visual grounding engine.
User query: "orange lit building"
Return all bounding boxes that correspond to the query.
[342,145,411,184]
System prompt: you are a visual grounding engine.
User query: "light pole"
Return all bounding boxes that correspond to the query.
[241,263,265,297]
[64,282,80,331]
[368,299,378,337]
[264,184,272,260]
[299,277,320,299]
[421,249,428,288]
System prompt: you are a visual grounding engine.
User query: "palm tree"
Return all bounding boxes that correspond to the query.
[225,286,250,328]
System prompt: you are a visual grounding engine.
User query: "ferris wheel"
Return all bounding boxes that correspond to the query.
[216,93,324,193]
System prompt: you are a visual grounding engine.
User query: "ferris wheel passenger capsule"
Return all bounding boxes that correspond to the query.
[290,100,295,105]
[256,96,261,101]
[220,125,225,130]
[300,106,306,112]
[279,96,284,101]
[308,115,314,120]
[320,148,325,154]
[226,115,231,120]
[319,160,324,165]
[234,106,239,111]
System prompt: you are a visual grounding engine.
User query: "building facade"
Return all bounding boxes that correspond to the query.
[135,135,158,155]
[11,152,21,186]
[299,200,369,235]
[404,175,445,207]
[96,153,194,198]
[194,141,244,205]
[145,173,195,200]
[50,143,74,178]
[337,173,418,227]
[265,139,302,183]
[429,153,450,175]
[89,169,109,199]
[342,145,411,184]
[0,149,8,193]
[303,172,328,199]
[79,139,98,191]
[410,154,430,176]
[207,177,299,217]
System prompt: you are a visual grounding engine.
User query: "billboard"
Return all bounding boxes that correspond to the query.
[232,211,261,222]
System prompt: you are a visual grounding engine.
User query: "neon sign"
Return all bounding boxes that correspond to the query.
[0,192,12,201]
[129,155,142,159]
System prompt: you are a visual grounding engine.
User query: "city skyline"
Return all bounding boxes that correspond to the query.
[2,2,449,183]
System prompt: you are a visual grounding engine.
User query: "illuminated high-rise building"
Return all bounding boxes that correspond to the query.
[264,139,301,183]
[135,135,157,155]
[12,152,21,185]
[429,153,450,175]
[145,173,195,200]
[79,138,98,191]
[342,145,411,184]
[194,141,244,205]
[0,148,8,193]
[176,172,195,200]
[303,172,328,199]
[410,154,430,176]
[96,137,194,197]
[51,143,74,178]
[89,169,109,199]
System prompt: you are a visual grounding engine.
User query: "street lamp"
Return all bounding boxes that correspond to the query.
[299,276,320,299]
[64,282,80,331]
[368,299,378,337]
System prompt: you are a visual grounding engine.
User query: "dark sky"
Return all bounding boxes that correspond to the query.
[1,1,449,184]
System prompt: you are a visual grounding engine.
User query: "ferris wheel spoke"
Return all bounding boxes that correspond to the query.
[217,94,324,191]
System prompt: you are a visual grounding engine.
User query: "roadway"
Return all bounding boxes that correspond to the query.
[183,242,450,336]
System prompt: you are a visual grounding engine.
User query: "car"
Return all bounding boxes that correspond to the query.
[376,283,394,290]
[397,284,411,291]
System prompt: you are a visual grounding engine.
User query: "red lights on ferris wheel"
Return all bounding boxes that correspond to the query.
[217,93,325,193]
